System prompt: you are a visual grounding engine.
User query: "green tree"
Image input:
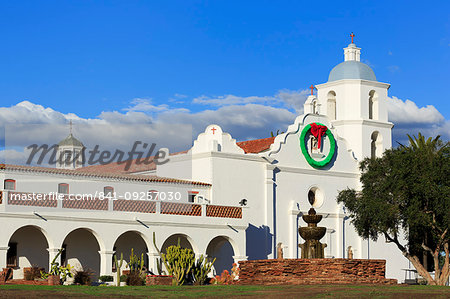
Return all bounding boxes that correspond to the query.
[337,133,449,285]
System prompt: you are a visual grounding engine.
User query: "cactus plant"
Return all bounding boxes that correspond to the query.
[114,252,124,286]
[161,245,195,285]
[128,248,145,273]
[192,254,216,285]
[152,232,214,285]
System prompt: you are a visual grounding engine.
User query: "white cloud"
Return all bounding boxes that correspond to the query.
[0,101,193,166]
[0,101,78,125]
[0,149,30,165]
[98,111,153,124]
[193,94,275,106]
[276,89,309,113]
[174,93,188,99]
[387,96,449,145]
[158,103,295,141]
[387,96,444,124]
[124,98,170,112]
[192,89,308,114]
[387,65,400,73]
[1,92,448,166]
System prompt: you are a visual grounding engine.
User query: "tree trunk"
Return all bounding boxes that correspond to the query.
[403,253,436,285]
[436,242,450,286]
[386,233,435,285]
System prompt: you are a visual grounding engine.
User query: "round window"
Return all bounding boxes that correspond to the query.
[307,187,324,208]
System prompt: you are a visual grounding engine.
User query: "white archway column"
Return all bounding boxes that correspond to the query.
[99,250,114,276]
[47,248,62,269]
[0,247,9,270]
[232,255,248,265]
[147,252,161,274]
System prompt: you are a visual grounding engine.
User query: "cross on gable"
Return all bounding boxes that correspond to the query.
[310,85,315,95]
[211,127,217,134]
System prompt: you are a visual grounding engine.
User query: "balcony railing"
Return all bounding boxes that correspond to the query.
[113,199,156,213]
[0,191,243,219]
[6,191,58,207]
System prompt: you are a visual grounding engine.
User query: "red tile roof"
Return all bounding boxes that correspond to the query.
[61,137,275,175]
[0,164,210,186]
[236,137,276,154]
[77,151,187,174]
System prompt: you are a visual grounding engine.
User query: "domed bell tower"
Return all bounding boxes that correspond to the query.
[56,121,85,169]
[311,34,393,160]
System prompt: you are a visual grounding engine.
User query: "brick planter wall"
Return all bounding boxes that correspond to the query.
[47,275,61,285]
[0,268,13,283]
[238,259,397,285]
[2,279,48,285]
[146,275,173,285]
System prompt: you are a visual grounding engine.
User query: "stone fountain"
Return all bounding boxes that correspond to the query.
[298,208,327,258]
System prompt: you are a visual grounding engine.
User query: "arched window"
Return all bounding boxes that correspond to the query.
[369,90,378,120]
[188,191,199,203]
[58,183,69,194]
[327,91,336,120]
[64,150,73,167]
[104,186,114,198]
[371,131,383,158]
[312,100,318,114]
[4,179,16,190]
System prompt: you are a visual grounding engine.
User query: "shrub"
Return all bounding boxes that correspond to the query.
[98,275,113,282]
[74,269,93,285]
[120,274,127,282]
[230,263,240,280]
[24,266,43,280]
[215,270,233,285]
[126,271,145,286]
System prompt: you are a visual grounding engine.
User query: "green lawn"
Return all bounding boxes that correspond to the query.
[0,284,449,298]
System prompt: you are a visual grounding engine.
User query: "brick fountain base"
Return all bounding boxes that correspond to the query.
[238,259,397,285]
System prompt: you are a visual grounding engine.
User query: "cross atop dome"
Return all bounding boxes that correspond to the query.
[344,33,361,62]
[327,34,377,82]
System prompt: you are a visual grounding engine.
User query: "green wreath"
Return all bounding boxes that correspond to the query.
[299,122,336,168]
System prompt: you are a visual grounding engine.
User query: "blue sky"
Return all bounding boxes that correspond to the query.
[0,1,449,163]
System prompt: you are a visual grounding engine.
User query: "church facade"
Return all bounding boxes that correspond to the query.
[0,40,409,282]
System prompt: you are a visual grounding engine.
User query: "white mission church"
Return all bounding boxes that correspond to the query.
[0,40,410,282]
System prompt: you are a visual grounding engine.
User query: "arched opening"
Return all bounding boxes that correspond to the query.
[371,131,383,158]
[7,226,49,279]
[327,91,336,120]
[58,183,69,194]
[4,179,16,190]
[148,190,158,201]
[369,90,379,120]
[113,231,149,274]
[104,186,114,197]
[206,236,235,276]
[62,228,101,279]
[307,187,324,208]
[160,234,196,275]
[312,100,318,114]
[161,234,195,253]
